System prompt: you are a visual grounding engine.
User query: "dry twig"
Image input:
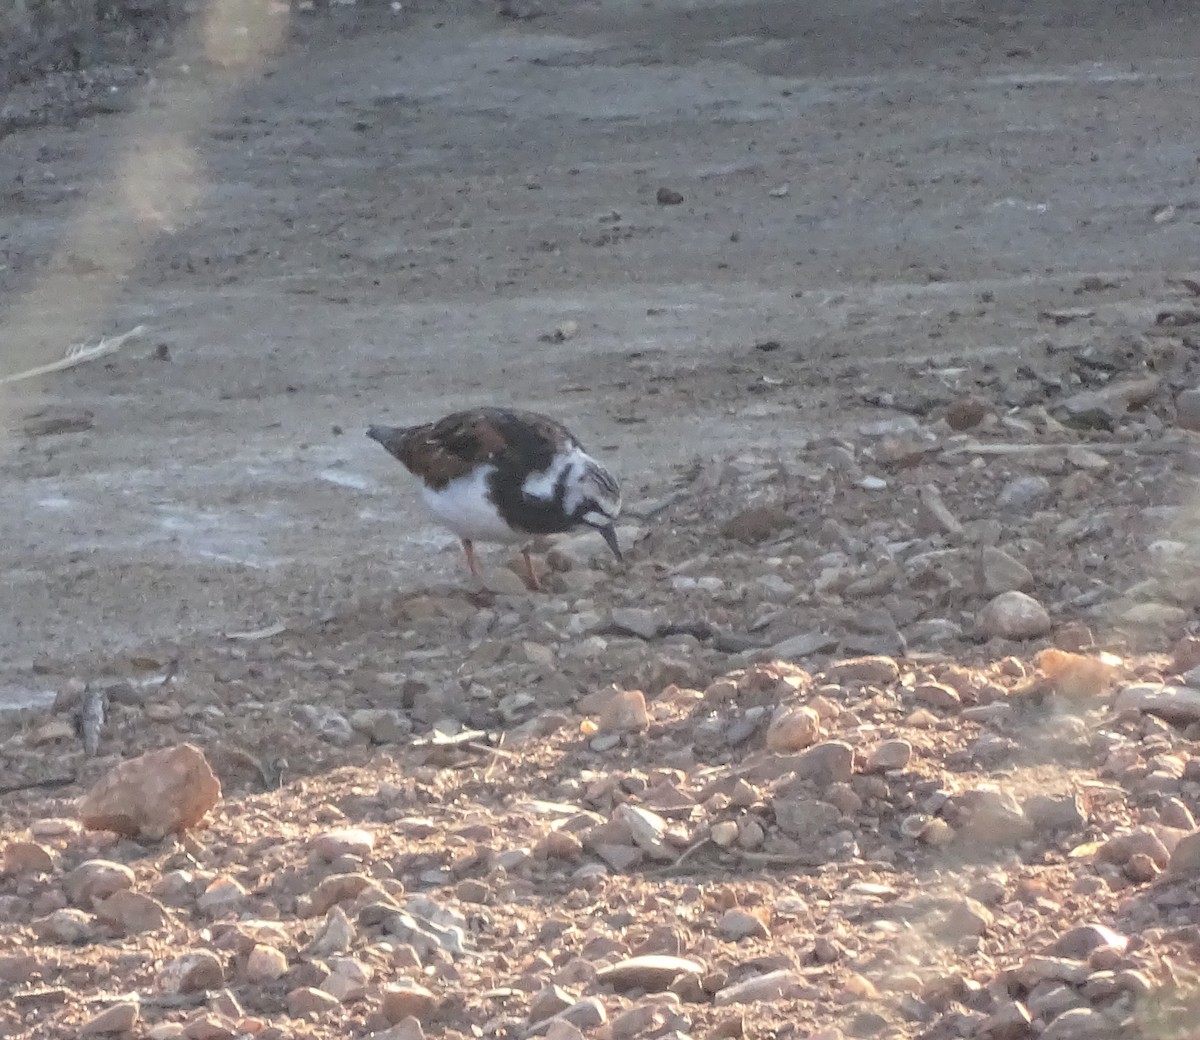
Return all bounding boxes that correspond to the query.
[0,324,146,386]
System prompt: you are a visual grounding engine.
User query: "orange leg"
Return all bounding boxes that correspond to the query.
[521,547,542,591]
[461,539,481,577]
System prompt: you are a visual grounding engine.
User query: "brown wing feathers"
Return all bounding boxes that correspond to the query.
[367,408,573,490]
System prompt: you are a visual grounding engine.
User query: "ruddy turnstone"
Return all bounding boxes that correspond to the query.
[366,406,622,589]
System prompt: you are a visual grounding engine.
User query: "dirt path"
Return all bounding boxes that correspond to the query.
[2,0,1199,706]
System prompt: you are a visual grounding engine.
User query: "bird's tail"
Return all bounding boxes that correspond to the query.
[366,423,410,448]
[366,422,426,464]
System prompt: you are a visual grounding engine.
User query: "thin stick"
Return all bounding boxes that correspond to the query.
[0,775,76,795]
[942,440,1188,457]
[482,732,509,783]
[0,324,147,386]
[643,838,714,877]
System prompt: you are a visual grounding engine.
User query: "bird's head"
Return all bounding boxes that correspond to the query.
[569,459,623,561]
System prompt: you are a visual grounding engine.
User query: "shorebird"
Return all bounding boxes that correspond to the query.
[366,406,622,589]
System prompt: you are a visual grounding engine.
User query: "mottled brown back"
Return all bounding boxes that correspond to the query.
[367,407,574,490]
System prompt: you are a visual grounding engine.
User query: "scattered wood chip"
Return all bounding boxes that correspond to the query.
[1156,309,1200,327]
[21,407,95,437]
[1167,277,1200,297]
[223,621,288,641]
[1038,307,1094,324]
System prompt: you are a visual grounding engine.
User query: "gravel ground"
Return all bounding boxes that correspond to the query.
[4,1,1200,1038]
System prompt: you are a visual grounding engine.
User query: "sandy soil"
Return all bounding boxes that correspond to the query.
[2,0,1198,707]
[5,6,1200,1039]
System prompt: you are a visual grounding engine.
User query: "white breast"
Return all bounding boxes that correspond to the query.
[421,466,523,544]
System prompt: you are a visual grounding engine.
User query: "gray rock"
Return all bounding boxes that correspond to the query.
[383,908,467,958]
[765,705,820,753]
[996,475,1052,511]
[713,969,798,1006]
[1051,924,1128,959]
[65,860,135,907]
[750,740,855,785]
[772,797,840,839]
[597,688,650,733]
[913,682,962,710]
[528,985,574,1023]
[197,876,246,916]
[1026,982,1086,1022]
[1014,956,1091,988]
[766,631,841,660]
[34,908,95,944]
[1159,798,1196,832]
[294,704,354,745]
[961,703,1014,725]
[906,617,964,645]
[717,908,770,941]
[554,523,643,565]
[595,955,705,993]
[479,568,528,595]
[866,739,912,772]
[839,629,906,658]
[1037,1007,1119,1040]
[956,789,1033,846]
[1,841,54,876]
[1058,376,1160,431]
[94,890,169,934]
[609,608,662,640]
[349,709,411,743]
[939,897,993,939]
[724,714,760,746]
[1176,388,1200,432]
[963,517,1004,546]
[970,732,1017,765]
[1127,601,1191,627]
[1096,827,1171,869]
[976,591,1052,640]
[860,416,921,438]
[1114,683,1200,725]
[533,996,606,1034]
[497,692,537,723]
[980,546,1034,595]
[614,804,674,860]
[757,574,797,601]
[974,999,1032,1040]
[79,1002,139,1037]
[158,949,225,994]
[825,655,900,685]
[1168,829,1200,877]
[1024,794,1086,833]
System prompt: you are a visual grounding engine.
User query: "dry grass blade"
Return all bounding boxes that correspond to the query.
[0,324,147,386]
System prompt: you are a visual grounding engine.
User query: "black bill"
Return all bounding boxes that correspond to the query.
[598,523,623,562]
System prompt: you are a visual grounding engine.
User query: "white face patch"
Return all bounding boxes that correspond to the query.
[522,446,588,503]
[580,508,612,528]
[521,446,621,521]
[582,467,621,519]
